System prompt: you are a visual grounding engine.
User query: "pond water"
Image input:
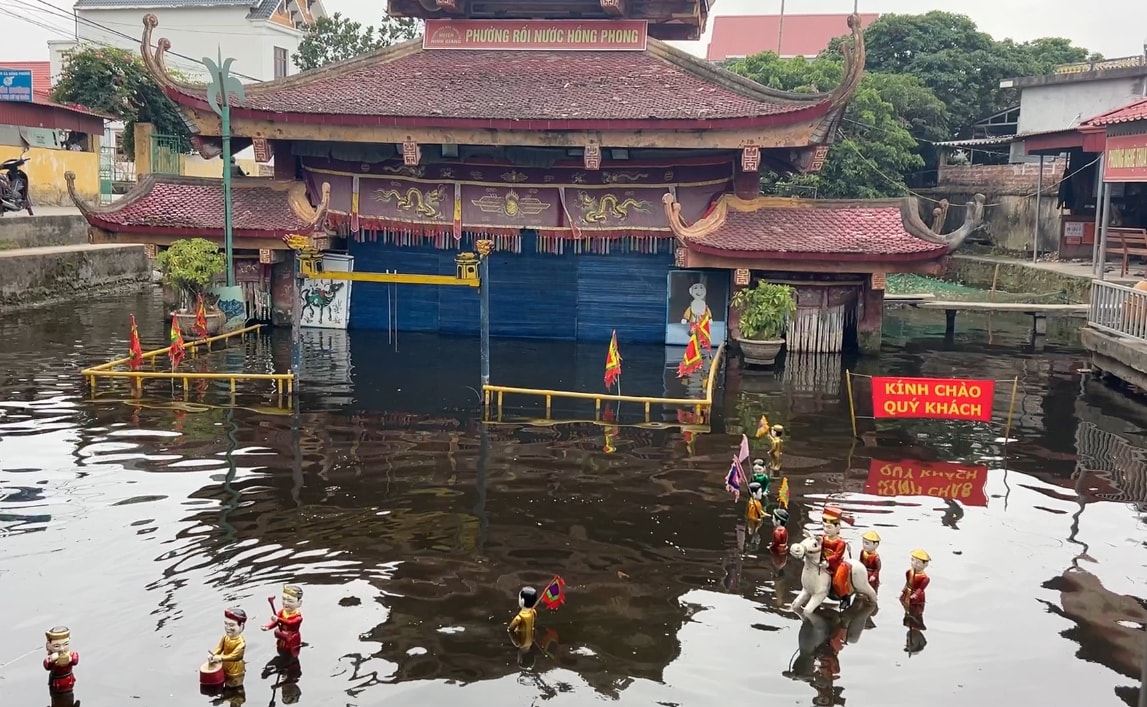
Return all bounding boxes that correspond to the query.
[0,290,1144,707]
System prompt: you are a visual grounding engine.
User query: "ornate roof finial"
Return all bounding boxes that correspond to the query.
[900,194,986,253]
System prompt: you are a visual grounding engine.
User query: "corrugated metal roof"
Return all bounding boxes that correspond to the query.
[934,135,1019,148]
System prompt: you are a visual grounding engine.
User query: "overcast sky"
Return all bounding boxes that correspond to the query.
[3,0,1145,62]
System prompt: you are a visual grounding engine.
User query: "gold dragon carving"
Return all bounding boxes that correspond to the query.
[577,191,650,224]
[375,185,447,218]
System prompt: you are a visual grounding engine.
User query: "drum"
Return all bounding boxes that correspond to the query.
[199,661,225,686]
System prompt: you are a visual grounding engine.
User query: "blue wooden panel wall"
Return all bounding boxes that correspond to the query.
[348,237,669,342]
[577,252,671,343]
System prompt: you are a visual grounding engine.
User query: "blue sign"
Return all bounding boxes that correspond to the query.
[0,69,33,103]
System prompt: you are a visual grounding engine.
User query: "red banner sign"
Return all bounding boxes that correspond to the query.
[423,19,649,51]
[870,376,995,422]
[1104,132,1147,183]
[865,459,989,506]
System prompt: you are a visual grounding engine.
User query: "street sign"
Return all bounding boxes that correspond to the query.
[0,69,33,103]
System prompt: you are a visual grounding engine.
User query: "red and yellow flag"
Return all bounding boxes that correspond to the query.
[676,332,704,378]
[194,293,209,340]
[604,330,622,390]
[540,575,566,610]
[169,317,185,370]
[755,414,769,438]
[778,477,790,508]
[693,310,712,351]
[128,313,144,370]
[602,403,618,453]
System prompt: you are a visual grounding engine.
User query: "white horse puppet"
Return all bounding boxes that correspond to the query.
[788,533,878,618]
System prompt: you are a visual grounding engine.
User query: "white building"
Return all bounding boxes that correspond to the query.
[49,0,325,84]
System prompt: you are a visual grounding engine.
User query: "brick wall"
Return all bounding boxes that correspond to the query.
[938,161,1066,196]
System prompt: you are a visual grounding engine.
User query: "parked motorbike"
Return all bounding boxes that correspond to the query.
[0,148,32,216]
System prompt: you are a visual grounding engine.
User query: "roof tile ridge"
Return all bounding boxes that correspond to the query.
[242,38,425,96]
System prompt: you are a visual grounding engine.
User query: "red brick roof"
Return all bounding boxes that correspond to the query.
[1089,97,1147,126]
[676,198,948,262]
[157,41,839,130]
[72,175,321,237]
[707,13,879,61]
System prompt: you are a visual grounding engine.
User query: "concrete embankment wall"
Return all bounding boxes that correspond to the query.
[942,254,1093,304]
[0,244,151,310]
[0,214,91,250]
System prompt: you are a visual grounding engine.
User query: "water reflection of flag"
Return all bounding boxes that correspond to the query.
[128,313,143,370]
[778,477,790,508]
[605,328,623,390]
[169,317,185,370]
[602,404,617,453]
[194,293,209,339]
[541,575,565,610]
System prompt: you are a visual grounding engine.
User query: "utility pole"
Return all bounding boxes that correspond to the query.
[777,0,785,55]
[203,49,245,287]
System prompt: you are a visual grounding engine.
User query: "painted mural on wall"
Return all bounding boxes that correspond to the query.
[665,270,728,346]
[300,254,354,330]
[209,285,247,331]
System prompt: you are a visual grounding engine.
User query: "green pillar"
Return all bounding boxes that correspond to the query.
[203,49,246,288]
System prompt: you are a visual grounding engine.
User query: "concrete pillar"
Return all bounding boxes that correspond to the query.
[857,277,884,355]
[133,122,153,176]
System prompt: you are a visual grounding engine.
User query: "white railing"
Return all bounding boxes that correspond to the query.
[1088,279,1147,342]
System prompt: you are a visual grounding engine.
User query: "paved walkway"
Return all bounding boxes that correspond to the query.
[956,253,1136,283]
[1,206,85,218]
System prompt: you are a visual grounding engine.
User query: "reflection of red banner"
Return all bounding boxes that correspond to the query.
[871,376,994,422]
[865,460,988,506]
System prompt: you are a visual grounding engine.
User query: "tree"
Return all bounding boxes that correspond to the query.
[825,12,1096,136]
[294,13,421,71]
[725,53,937,199]
[52,46,191,155]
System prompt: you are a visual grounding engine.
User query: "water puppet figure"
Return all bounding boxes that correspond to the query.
[819,506,850,599]
[750,458,771,493]
[765,425,784,472]
[769,507,790,555]
[859,531,882,591]
[900,549,931,611]
[746,482,766,531]
[508,586,539,652]
[789,534,877,619]
[43,626,78,696]
[203,607,247,689]
[263,584,303,658]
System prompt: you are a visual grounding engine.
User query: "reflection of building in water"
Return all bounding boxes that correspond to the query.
[170,417,741,697]
[1074,418,1147,508]
[299,329,353,408]
[781,353,842,415]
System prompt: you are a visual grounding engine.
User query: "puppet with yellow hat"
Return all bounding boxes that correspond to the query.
[900,549,931,611]
[43,625,79,695]
[859,530,882,591]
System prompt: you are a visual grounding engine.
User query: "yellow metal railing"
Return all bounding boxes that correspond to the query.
[81,324,296,400]
[482,342,725,422]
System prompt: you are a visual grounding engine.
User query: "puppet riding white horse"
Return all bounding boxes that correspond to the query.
[788,533,878,618]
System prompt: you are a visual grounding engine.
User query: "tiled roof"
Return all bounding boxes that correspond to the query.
[687,201,947,260]
[161,41,835,127]
[75,175,317,237]
[247,0,280,19]
[1089,98,1147,126]
[0,61,51,94]
[707,13,879,61]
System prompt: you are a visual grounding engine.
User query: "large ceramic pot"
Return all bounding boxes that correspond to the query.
[735,337,784,367]
[173,309,226,337]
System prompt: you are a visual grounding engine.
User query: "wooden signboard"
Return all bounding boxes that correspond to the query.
[423,19,648,51]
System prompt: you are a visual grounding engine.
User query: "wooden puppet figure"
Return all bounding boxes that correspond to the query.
[210,608,248,686]
[746,482,766,533]
[900,549,931,612]
[859,530,882,591]
[43,626,79,695]
[768,506,790,555]
[820,506,851,599]
[263,584,304,657]
[508,586,539,652]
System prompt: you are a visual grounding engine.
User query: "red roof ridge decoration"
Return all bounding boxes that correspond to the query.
[661,191,986,262]
[65,171,331,238]
[138,12,866,133]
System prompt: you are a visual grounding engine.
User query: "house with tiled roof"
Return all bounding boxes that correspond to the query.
[68,5,983,357]
[52,0,325,82]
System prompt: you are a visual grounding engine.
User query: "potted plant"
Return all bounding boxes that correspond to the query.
[156,237,227,335]
[731,281,797,367]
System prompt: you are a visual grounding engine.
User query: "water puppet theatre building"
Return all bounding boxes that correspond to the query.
[70,1,983,353]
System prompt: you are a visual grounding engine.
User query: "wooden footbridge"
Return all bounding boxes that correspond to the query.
[887,295,1088,338]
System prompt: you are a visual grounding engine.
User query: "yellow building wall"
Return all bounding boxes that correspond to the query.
[180,155,261,178]
[0,142,101,206]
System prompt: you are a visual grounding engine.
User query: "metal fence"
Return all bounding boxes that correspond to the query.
[1087,279,1147,342]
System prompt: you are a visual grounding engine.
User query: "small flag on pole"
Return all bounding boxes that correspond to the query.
[676,332,704,377]
[540,575,566,610]
[169,317,185,370]
[604,330,622,390]
[194,293,210,340]
[778,477,790,508]
[128,314,144,370]
[756,414,769,438]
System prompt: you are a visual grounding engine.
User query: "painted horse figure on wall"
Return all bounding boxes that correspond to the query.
[301,283,345,325]
[789,533,878,618]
